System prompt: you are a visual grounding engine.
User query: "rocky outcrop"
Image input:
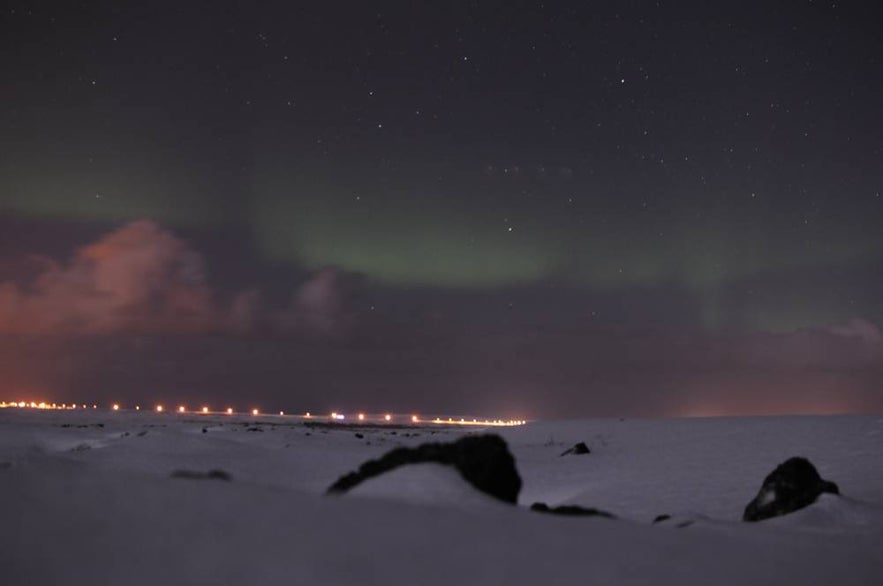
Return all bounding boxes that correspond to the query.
[560,442,591,456]
[327,434,522,504]
[743,456,839,522]
[170,469,232,481]
[530,502,614,518]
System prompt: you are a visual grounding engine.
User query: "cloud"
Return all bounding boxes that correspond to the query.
[0,220,216,334]
[276,267,358,336]
[0,220,358,337]
[826,318,882,346]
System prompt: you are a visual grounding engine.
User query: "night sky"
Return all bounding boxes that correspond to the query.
[2,2,882,418]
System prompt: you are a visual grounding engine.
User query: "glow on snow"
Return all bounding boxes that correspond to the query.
[0,400,526,426]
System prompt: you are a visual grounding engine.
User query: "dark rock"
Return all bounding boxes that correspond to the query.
[202,428,208,433]
[530,502,615,518]
[743,456,840,522]
[170,469,232,481]
[137,430,148,437]
[560,442,591,456]
[327,434,522,504]
[354,433,364,439]
[246,427,263,432]
[652,514,671,524]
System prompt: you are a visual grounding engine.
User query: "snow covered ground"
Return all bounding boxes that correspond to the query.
[1,409,882,585]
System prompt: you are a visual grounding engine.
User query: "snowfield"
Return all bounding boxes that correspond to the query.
[2,410,882,585]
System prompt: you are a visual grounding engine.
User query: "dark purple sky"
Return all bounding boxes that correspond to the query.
[1,2,882,417]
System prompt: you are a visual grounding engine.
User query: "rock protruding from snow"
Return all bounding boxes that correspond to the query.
[560,442,591,456]
[170,469,232,481]
[530,502,614,518]
[327,434,522,504]
[743,457,840,522]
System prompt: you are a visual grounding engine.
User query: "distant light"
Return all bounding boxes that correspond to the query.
[156,405,164,412]
[384,414,391,422]
[112,404,119,411]
[411,415,418,423]
[178,406,186,413]
[92,404,97,409]
[279,411,284,415]
[252,408,259,416]
[135,405,140,411]
[331,411,338,419]
[202,406,209,413]
[357,413,365,421]
[305,412,311,418]
[226,407,233,414]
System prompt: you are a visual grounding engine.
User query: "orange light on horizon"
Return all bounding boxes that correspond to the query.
[0,397,526,427]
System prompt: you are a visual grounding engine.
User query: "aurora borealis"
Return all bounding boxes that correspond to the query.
[1,2,881,416]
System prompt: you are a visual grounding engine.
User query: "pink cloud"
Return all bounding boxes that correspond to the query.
[0,220,215,334]
[0,220,358,337]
